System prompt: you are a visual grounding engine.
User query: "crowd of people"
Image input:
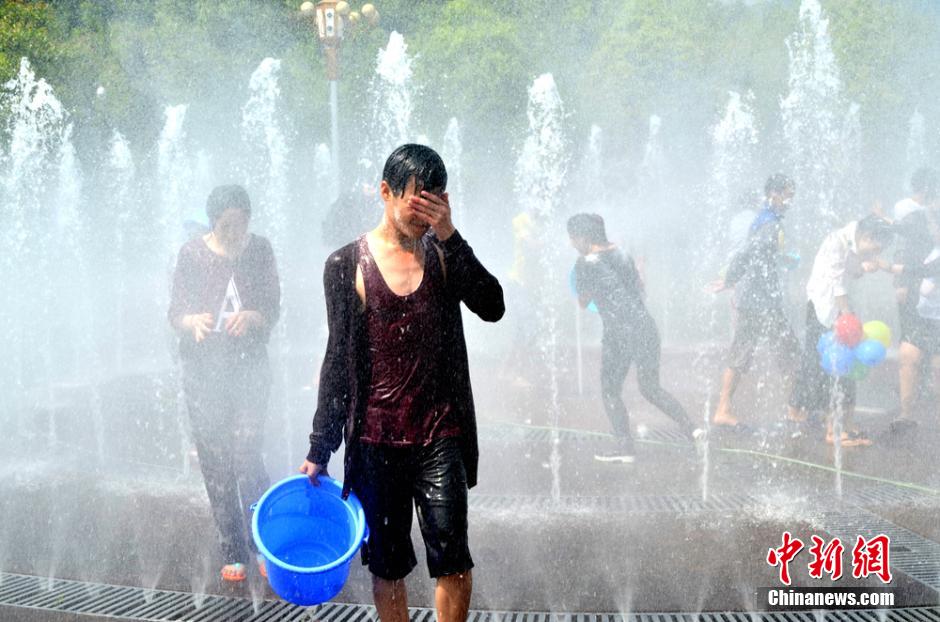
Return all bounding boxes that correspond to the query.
[569,170,940,460]
[166,146,939,619]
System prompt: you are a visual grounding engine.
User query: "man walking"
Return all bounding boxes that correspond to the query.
[300,144,504,622]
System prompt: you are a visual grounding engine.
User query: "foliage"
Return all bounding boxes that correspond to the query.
[1,0,940,193]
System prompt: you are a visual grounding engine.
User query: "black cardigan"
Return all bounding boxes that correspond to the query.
[307,230,505,497]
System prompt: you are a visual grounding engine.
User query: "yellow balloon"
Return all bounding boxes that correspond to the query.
[863,320,891,348]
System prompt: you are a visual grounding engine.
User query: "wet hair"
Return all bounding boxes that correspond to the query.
[206,185,251,227]
[910,167,939,201]
[764,173,795,198]
[382,144,447,197]
[566,213,609,245]
[857,215,894,246]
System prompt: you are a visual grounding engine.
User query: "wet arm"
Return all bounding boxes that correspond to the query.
[307,258,352,466]
[437,230,505,322]
[257,238,282,330]
[168,245,196,332]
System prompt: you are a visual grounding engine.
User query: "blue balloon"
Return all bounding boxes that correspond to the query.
[854,339,887,367]
[817,331,837,356]
[820,342,855,377]
[568,266,598,313]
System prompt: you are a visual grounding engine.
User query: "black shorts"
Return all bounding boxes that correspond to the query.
[906,317,940,355]
[350,436,473,580]
[728,306,800,374]
[899,302,926,346]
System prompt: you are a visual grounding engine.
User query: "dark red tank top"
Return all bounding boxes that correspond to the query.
[358,235,458,446]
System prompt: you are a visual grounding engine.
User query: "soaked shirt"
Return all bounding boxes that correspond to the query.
[725,207,788,312]
[574,247,655,337]
[358,236,458,446]
[168,234,280,361]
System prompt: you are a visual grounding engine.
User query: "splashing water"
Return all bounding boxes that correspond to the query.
[441,117,463,225]
[514,73,568,503]
[367,32,415,166]
[781,0,845,237]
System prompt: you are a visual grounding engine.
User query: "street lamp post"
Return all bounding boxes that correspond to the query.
[301,1,380,200]
[302,0,343,199]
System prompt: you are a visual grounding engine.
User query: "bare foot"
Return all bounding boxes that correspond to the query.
[825,431,873,447]
[711,412,739,427]
[786,407,807,423]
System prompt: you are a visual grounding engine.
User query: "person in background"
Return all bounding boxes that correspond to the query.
[891,167,939,432]
[710,174,801,431]
[568,213,701,464]
[168,185,280,582]
[787,215,894,446]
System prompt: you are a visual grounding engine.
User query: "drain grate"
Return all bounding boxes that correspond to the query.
[468,492,759,514]
[3,572,940,621]
[819,508,940,592]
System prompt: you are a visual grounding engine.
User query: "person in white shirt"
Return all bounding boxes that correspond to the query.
[787,216,894,446]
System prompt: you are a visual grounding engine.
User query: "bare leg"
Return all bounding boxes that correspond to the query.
[435,571,472,622]
[373,576,409,622]
[713,367,740,426]
[787,405,806,423]
[898,341,924,421]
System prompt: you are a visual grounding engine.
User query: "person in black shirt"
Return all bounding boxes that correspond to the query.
[710,174,801,430]
[891,167,939,432]
[168,185,280,583]
[568,213,699,463]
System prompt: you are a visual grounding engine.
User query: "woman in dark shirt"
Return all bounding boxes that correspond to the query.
[568,213,698,463]
[168,185,280,582]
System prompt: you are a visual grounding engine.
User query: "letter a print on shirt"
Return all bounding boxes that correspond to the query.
[214,276,242,332]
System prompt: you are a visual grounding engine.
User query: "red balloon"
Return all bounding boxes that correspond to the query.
[834,313,864,347]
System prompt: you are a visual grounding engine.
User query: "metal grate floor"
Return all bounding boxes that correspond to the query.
[2,573,940,622]
[468,492,759,514]
[819,508,940,592]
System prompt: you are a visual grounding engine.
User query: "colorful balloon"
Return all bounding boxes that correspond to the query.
[854,339,887,366]
[847,361,870,381]
[820,342,855,377]
[817,331,836,356]
[834,313,864,347]
[862,320,891,348]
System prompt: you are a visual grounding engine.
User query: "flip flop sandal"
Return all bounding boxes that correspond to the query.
[221,563,247,582]
[826,430,872,447]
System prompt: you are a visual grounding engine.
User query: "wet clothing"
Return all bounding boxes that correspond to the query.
[789,302,856,411]
[805,221,864,328]
[725,205,788,312]
[910,248,940,355]
[168,235,281,361]
[574,248,692,435]
[724,206,799,374]
[308,230,501,580]
[727,306,800,374]
[351,437,472,580]
[894,197,924,222]
[894,209,936,344]
[168,233,280,564]
[307,229,504,498]
[183,353,271,562]
[358,236,459,446]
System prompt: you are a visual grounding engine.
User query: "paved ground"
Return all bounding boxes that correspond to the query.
[3,344,939,613]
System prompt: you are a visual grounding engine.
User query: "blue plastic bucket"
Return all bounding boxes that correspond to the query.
[251,475,367,606]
